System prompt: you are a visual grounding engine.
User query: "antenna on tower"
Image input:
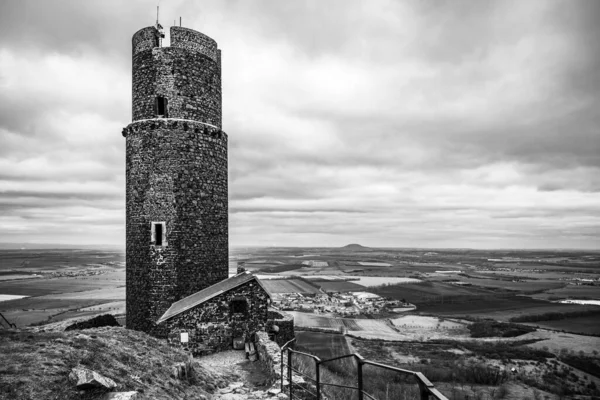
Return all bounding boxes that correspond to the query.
[180,17,182,27]
[155,3,165,44]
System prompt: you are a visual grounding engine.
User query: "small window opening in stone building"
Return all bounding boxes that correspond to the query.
[230,298,248,315]
[155,224,163,246]
[155,96,168,117]
[151,222,167,247]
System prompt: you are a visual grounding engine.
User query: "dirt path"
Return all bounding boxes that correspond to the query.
[196,350,284,400]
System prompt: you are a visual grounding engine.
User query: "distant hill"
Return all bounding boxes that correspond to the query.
[340,244,373,251]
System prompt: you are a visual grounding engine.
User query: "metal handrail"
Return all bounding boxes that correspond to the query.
[281,338,449,400]
[289,366,317,383]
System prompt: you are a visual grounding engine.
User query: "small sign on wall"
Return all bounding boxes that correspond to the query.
[180,332,189,343]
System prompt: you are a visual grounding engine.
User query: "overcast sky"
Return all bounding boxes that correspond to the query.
[0,0,599,249]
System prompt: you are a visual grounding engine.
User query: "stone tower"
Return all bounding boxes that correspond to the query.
[122,25,228,337]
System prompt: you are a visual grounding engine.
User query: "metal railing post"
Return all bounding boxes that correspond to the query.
[315,360,321,400]
[281,347,285,392]
[356,354,364,400]
[288,349,293,399]
[415,372,436,400]
[283,338,448,400]
[418,380,429,400]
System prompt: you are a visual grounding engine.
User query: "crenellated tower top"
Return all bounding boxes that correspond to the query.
[131,26,222,128]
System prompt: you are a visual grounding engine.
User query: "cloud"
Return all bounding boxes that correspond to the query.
[0,0,598,248]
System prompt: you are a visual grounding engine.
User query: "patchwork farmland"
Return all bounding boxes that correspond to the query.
[295,331,352,360]
[290,312,470,341]
[259,278,322,294]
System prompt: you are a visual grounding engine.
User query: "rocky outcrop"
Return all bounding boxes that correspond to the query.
[69,366,117,390]
[215,381,288,399]
[103,392,139,400]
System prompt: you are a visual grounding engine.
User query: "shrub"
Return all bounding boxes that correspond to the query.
[456,362,508,385]
[510,309,600,323]
[560,354,600,378]
[468,320,535,338]
[458,341,554,362]
[496,384,510,399]
[65,314,120,331]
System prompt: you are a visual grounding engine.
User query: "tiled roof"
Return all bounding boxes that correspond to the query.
[156,271,270,324]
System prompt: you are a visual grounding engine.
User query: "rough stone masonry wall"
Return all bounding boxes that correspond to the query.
[255,331,283,386]
[170,27,218,62]
[164,280,270,355]
[131,26,222,127]
[267,308,295,347]
[132,26,161,55]
[123,119,228,337]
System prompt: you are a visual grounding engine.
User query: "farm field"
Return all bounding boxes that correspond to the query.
[290,312,470,341]
[357,262,391,267]
[48,300,126,323]
[522,315,600,335]
[255,264,304,273]
[0,270,125,296]
[272,266,335,276]
[451,277,566,292]
[477,270,571,280]
[0,294,28,301]
[530,284,600,300]
[289,312,349,330]
[0,249,124,272]
[259,278,322,294]
[523,329,600,355]
[391,315,467,330]
[403,264,467,274]
[370,281,499,303]
[347,276,422,287]
[312,280,365,292]
[469,303,600,324]
[0,265,125,327]
[40,287,125,300]
[415,295,592,317]
[295,331,352,360]
[1,309,59,327]
[0,274,41,281]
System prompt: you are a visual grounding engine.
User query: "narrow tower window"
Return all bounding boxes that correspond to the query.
[155,223,163,246]
[155,96,168,117]
[151,222,167,247]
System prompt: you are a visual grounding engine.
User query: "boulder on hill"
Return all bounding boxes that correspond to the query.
[104,392,139,400]
[65,314,120,331]
[69,366,117,390]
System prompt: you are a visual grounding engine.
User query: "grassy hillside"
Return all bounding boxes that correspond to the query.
[0,327,230,400]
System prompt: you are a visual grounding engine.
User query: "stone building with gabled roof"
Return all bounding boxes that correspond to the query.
[157,271,292,354]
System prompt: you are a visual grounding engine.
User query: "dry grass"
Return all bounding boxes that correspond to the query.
[0,327,230,400]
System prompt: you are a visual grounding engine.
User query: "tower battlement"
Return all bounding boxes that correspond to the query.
[131,26,222,128]
[170,27,220,63]
[132,26,163,55]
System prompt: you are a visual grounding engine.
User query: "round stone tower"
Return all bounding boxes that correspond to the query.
[122,25,228,337]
